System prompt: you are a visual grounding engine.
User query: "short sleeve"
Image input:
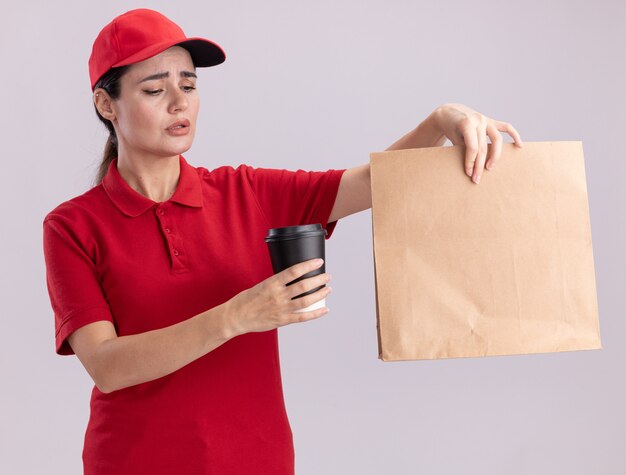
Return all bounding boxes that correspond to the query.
[43,217,114,356]
[244,166,347,240]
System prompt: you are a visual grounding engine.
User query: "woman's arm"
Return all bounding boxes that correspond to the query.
[328,103,524,222]
[69,303,235,394]
[327,109,444,223]
[68,259,330,394]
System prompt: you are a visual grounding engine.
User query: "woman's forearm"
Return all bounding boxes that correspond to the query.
[385,108,446,151]
[93,303,236,393]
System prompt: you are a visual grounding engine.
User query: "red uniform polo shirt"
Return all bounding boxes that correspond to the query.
[42,155,346,474]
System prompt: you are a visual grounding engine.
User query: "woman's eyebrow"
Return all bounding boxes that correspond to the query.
[137,71,197,83]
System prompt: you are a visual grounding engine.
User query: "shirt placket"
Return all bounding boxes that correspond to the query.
[156,203,189,273]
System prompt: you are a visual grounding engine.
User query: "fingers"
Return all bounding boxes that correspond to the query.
[276,261,332,318]
[495,120,524,147]
[485,122,503,171]
[286,271,331,300]
[278,258,324,286]
[461,121,480,178]
[232,258,332,334]
[289,284,332,314]
[471,125,488,184]
[291,304,331,324]
[465,119,524,184]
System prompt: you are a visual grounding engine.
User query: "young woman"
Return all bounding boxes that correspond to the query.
[42,8,523,474]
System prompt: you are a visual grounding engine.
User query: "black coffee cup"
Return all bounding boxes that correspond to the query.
[265,223,327,313]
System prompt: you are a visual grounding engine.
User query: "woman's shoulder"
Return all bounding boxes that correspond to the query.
[43,184,108,226]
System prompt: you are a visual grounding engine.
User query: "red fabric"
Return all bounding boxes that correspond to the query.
[42,155,346,474]
[89,8,225,89]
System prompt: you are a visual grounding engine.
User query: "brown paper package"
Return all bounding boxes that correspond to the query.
[370,141,601,361]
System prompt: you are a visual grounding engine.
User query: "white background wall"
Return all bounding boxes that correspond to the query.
[1,0,624,473]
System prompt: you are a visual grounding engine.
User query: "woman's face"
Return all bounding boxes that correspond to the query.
[104,46,199,161]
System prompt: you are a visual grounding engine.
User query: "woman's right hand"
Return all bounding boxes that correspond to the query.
[224,258,332,336]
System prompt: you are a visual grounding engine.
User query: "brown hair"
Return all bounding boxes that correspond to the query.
[92,66,130,186]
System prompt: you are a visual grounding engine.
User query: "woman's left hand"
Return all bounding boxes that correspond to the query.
[430,103,524,184]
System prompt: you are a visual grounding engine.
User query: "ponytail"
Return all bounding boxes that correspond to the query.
[91,65,130,186]
[95,135,118,185]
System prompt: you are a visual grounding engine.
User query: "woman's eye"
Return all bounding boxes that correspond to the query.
[182,85,196,93]
[143,89,163,96]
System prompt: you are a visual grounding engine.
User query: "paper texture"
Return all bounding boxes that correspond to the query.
[370,141,601,361]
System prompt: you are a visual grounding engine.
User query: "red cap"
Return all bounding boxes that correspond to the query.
[88,9,226,90]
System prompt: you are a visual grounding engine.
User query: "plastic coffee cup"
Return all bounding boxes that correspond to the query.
[264,223,327,313]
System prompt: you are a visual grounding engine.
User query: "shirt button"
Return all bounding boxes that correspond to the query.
[165,228,171,233]
[158,209,165,215]
[173,249,179,256]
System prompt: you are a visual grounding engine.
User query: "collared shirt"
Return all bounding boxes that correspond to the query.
[42,155,346,474]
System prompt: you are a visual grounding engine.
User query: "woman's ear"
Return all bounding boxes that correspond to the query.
[94,88,116,121]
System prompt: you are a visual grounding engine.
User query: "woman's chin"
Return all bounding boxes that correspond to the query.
[164,135,194,155]
[157,140,193,157]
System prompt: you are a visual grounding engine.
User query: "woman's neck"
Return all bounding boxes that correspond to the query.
[116,153,181,203]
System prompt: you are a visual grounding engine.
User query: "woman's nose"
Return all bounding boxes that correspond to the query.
[168,87,188,113]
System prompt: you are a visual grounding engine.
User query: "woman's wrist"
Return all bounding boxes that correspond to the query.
[208,300,242,342]
[420,107,447,146]
[385,108,446,151]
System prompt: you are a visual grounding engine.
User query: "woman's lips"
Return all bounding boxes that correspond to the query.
[166,119,191,136]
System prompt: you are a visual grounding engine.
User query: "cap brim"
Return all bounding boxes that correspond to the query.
[176,38,226,67]
[112,36,226,70]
